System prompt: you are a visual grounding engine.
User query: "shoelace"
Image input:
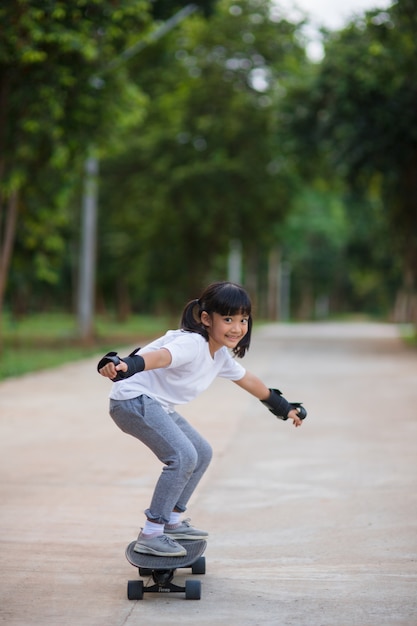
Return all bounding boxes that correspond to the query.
[180,518,192,527]
[160,534,182,547]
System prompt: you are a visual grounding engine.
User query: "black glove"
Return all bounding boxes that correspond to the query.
[97,348,145,381]
[97,351,120,370]
[261,388,307,421]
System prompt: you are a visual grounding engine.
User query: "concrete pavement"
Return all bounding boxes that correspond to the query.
[1,322,416,625]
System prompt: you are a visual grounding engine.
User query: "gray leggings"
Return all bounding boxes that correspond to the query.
[109,395,213,525]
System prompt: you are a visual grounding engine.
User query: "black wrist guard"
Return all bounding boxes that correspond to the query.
[261,388,307,421]
[261,388,292,420]
[119,353,145,379]
[97,348,145,381]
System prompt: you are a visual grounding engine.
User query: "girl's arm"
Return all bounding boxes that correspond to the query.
[98,348,172,379]
[233,371,270,399]
[234,371,303,427]
[142,348,172,370]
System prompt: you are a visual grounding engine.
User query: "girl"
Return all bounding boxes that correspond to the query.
[98,281,305,557]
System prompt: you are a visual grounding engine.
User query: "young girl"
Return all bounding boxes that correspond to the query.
[98,281,305,557]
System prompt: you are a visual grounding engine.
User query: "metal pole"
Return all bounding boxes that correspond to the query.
[228,240,242,284]
[279,261,291,321]
[78,153,98,342]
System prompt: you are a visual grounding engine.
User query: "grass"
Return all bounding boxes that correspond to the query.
[400,323,417,347]
[0,312,171,381]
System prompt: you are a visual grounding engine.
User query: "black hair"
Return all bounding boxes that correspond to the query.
[180,281,252,357]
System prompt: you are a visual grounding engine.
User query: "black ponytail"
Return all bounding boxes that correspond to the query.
[180,298,209,341]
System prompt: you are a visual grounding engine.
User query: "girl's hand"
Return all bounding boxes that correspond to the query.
[99,360,128,380]
[288,408,303,427]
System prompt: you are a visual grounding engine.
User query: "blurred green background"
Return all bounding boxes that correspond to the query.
[1,0,416,379]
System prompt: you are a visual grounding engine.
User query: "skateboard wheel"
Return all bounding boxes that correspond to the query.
[185,579,201,600]
[127,579,144,600]
[191,556,206,575]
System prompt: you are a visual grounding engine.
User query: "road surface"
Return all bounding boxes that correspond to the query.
[1,322,416,625]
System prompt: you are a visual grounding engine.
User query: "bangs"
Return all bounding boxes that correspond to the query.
[210,284,252,317]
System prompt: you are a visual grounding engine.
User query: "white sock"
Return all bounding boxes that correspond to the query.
[167,512,182,526]
[142,520,164,536]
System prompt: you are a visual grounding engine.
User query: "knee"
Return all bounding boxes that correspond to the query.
[173,445,199,477]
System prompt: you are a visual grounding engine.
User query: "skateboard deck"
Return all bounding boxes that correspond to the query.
[125,539,207,600]
[126,538,206,570]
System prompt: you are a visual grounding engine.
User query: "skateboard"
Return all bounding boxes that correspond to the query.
[125,539,207,600]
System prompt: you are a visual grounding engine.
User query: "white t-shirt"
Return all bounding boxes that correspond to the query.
[109,329,246,413]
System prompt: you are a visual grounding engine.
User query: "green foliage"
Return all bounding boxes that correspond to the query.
[283,186,348,289]
[97,0,308,312]
[1,1,150,171]
[2,0,413,324]
[0,0,151,314]
[279,0,417,319]
[282,184,400,317]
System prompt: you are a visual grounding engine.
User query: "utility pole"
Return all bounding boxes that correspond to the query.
[279,261,291,321]
[77,4,199,341]
[77,152,98,342]
[228,240,242,284]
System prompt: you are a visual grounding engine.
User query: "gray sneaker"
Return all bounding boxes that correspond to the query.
[164,518,208,541]
[133,533,187,557]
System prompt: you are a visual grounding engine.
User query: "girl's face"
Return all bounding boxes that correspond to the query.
[201,311,249,356]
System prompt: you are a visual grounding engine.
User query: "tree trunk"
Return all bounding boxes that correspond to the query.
[267,246,280,321]
[392,267,417,327]
[0,189,19,331]
[245,248,259,314]
[116,279,132,322]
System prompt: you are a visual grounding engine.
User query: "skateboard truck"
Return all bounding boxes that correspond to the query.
[128,567,203,600]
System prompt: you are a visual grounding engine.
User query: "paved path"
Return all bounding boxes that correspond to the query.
[1,322,416,625]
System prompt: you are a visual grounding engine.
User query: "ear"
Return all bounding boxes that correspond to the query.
[200,310,211,328]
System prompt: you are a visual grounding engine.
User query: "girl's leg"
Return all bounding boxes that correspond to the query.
[109,396,206,524]
[169,411,213,513]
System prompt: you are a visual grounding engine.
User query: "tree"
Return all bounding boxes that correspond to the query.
[0,0,150,334]
[96,0,307,314]
[280,0,417,322]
